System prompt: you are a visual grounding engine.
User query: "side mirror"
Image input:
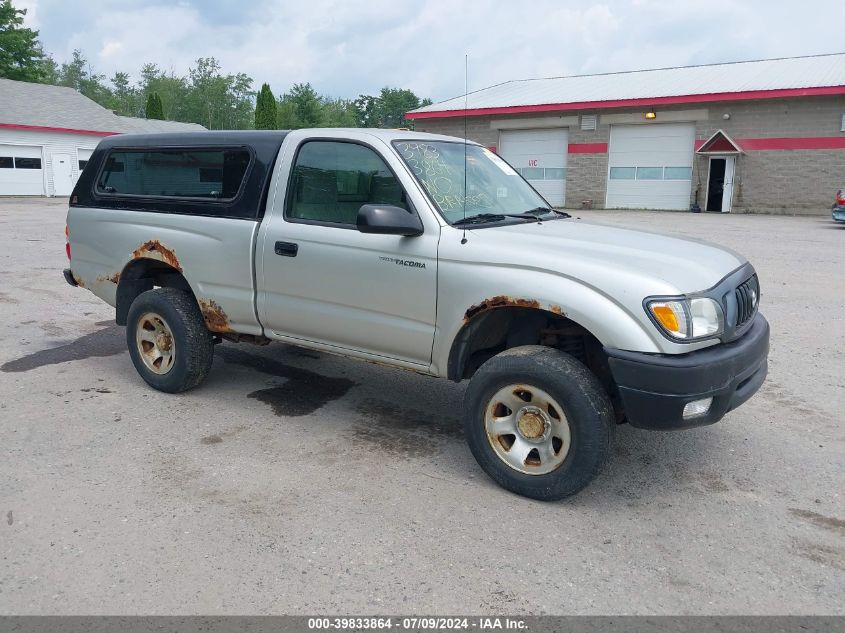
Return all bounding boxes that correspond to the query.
[357,204,423,237]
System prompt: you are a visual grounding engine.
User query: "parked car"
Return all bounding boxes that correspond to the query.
[833,188,845,222]
[64,129,769,500]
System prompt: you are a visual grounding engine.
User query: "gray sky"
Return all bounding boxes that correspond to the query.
[17,0,845,102]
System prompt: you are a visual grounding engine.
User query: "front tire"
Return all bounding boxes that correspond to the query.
[126,288,214,393]
[462,345,613,501]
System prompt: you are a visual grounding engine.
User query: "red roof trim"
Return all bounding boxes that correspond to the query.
[568,142,608,154]
[0,122,118,137]
[737,136,845,150]
[406,85,845,119]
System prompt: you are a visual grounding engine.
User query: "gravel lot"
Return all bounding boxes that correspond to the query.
[1,197,843,615]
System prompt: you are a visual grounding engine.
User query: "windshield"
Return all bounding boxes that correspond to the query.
[393,140,550,224]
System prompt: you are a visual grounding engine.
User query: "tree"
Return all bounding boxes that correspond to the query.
[184,57,253,129]
[254,82,276,129]
[139,63,189,121]
[0,0,48,82]
[145,92,164,119]
[57,49,112,106]
[108,71,140,116]
[354,87,431,128]
[277,83,322,129]
[320,96,359,128]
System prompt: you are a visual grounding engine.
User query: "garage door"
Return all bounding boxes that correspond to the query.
[606,123,695,210]
[77,148,93,174]
[0,144,44,196]
[499,128,568,206]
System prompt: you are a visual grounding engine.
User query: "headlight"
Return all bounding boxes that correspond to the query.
[646,297,723,341]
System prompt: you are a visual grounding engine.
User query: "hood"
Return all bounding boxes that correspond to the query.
[463,218,746,296]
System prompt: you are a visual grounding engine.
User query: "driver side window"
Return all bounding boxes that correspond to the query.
[286,141,407,225]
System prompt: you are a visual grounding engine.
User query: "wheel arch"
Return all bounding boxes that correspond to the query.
[115,257,194,326]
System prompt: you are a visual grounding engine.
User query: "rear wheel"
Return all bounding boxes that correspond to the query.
[126,288,214,393]
[462,345,613,500]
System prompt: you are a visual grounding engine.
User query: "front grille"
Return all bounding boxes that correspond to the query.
[735,275,759,327]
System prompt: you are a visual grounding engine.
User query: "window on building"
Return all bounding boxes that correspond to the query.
[664,167,692,180]
[0,157,13,169]
[520,167,545,180]
[636,167,663,180]
[14,157,42,169]
[609,167,636,180]
[96,148,250,199]
[287,141,407,225]
[544,168,566,180]
[78,160,88,171]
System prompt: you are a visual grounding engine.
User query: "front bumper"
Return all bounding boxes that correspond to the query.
[832,206,845,222]
[605,313,769,430]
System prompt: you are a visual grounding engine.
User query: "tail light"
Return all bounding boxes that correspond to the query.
[65,224,71,260]
[837,189,845,205]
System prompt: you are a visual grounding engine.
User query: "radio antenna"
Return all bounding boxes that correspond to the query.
[461,53,468,245]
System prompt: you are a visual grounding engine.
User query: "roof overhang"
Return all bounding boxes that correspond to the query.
[0,122,118,137]
[696,129,744,154]
[406,85,845,120]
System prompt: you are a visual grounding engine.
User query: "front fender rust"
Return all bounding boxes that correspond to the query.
[132,240,183,273]
[464,296,542,323]
[198,298,233,333]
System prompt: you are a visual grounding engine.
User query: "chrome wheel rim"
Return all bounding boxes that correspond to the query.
[135,312,176,375]
[485,383,571,475]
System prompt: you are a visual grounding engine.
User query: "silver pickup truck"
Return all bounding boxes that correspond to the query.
[64,128,769,500]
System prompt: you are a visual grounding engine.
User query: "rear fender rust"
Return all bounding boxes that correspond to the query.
[132,240,183,273]
[198,298,234,333]
[96,272,121,284]
[71,272,86,288]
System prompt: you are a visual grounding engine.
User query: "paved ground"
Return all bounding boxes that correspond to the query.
[1,198,843,615]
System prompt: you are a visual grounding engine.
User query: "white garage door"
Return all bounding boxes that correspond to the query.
[0,144,44,196]
[606,123,695,210]
[77,148,93,174]
[499,128,568,206]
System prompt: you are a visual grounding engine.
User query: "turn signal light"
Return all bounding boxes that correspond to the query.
[650,304,681,333]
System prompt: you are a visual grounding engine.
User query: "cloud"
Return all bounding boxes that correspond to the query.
[25,0,845,101]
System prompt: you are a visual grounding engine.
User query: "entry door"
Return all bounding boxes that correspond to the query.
[706,156,736,212]
[499,128,568,206]
[52,153,74,195]
[721,156,736,213]
[257,139,439,367]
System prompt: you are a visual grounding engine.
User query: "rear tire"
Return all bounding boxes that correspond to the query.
[126,288,214,393]
[462,345,613,501]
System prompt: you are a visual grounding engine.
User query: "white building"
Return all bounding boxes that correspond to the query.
[0,78,205,197]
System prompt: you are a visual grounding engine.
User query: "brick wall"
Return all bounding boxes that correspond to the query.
[415,96,845,214]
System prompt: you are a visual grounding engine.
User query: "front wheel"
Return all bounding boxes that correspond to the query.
[126,288,214,393]
[462,346,613,501]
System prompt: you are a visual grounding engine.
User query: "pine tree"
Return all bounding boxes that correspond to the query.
[145,91,164,120]
[254,83,276,129]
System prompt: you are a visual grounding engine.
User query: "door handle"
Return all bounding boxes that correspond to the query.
[274,241,298,257]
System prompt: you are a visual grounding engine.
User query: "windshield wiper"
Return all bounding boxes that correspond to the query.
[518,206,571,219]
[452,213,537,226]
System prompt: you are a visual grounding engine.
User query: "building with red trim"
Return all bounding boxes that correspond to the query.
[407,54,845,214]
[0,78,204,197]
